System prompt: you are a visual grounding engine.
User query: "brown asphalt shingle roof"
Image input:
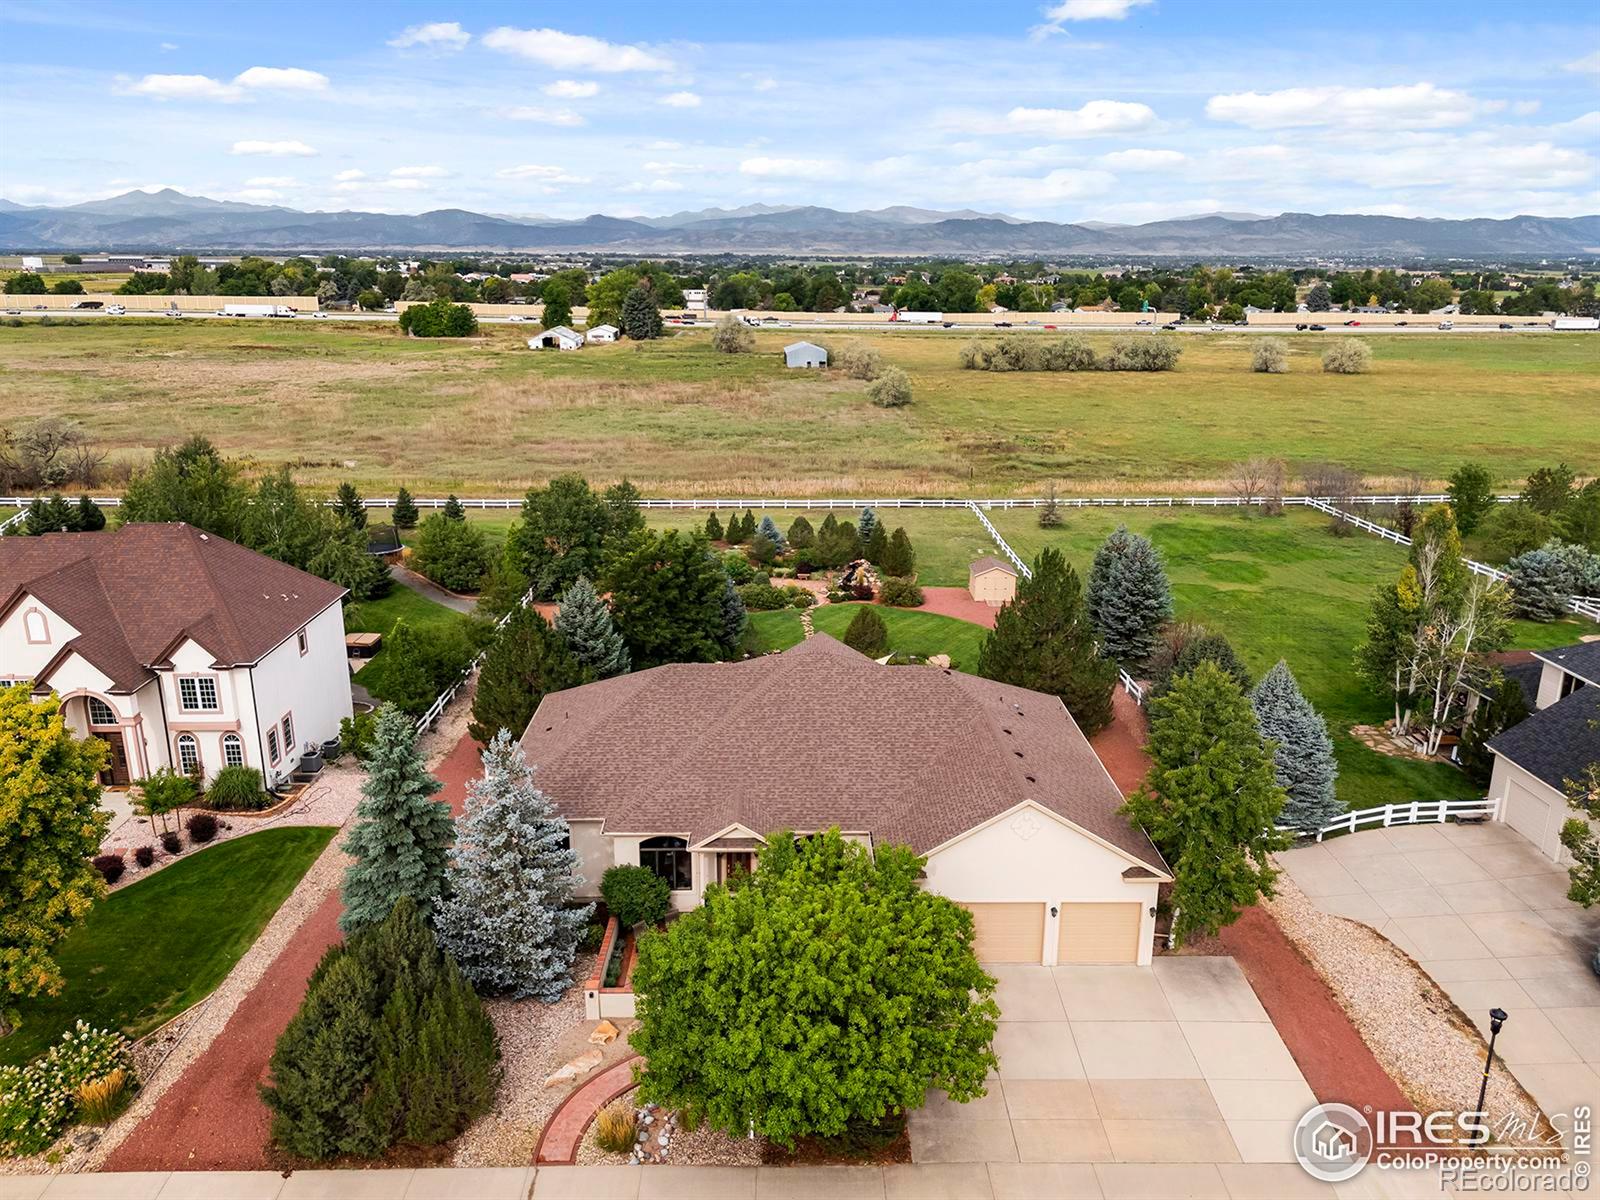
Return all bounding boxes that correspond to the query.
[969,556,1017,577]
[520,634,1167,872]
[0,523,347,693]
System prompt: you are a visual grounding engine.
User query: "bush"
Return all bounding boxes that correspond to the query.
[595,1102,638,1153]
[185,813,218,844]
[843,606,889,657]
[739,579,813,611]
[205,765,268,811]
[600,865,671,928]
[1251,340,1289,373]
[1102,337,1182,371]
[721,551,754,583]
[134,845,154,868]
[788,589,816,609]
[75,1069,131,1125]
[867,366,913,408]
[411,512,492,594]
[0,1022,135,1157]
[339,711,378,759]
[398,297,477,338]
[834,345,883,380]
[580,921,606,953]
[877,576,924,607]
[92,854,125,885]
[1036,335,1098,371]
[161,831,181,855]
[710,314,754,354]
[1322,339,1371,374]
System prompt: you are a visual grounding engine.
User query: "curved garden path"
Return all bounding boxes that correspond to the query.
[532,1055,641,1165]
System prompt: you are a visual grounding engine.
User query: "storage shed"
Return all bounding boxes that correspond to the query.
[968,556,1019,606]
[784,341,829,369]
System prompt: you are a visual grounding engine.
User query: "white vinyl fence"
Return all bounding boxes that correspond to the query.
[412,585,537,734]
[1287,797,1500,842]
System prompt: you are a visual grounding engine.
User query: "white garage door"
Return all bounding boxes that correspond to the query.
[1503,780,1557,860]
[963,902,1045,964]
[1057,902,1142,964]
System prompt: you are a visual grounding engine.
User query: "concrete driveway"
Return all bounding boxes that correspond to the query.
[1277,820,1600,1131]
[909,957,1316,1168]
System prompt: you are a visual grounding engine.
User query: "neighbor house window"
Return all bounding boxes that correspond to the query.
[639,836,691,891]
[87,697,117,726]
[297,629,308,656]
[222,733,244,767]
[176,733,200,775]
[23,609,50,644]
[266,726,280,764]
[178,676,220,712]
[280,713,295,756]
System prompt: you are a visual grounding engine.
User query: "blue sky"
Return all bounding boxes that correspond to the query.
[1,0,1595,222]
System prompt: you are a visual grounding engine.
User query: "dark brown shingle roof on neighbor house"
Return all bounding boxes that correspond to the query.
[520,634,1167,873]
[0,523,347,693]
[969,556,1017,577]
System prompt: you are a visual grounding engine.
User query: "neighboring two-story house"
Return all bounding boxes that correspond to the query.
[0,523,352,789]
[1487,640,1599,864]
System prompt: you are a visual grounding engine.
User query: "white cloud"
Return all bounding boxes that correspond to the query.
[623,179,685,193]
[752,77,778,92]
[1511,100,1541,116]
[1206,82,1483,130]
[494,163,590,183]
[333,168,366,182]
[659,91,701,108]
[126,73,240,101]
[228,188,286,203]
[740,156,839,177]
[643,140,683,151]
[1564,51,1600,75]
[544,79,598,98]
[481,27,671,72]
[388,22,469,51]
[232,66,328,91]
[1548,111,1600,141]
[230,140,318,157]
[1005,100,1157,137]
[389,165,448,178]
[643,161,700,174]
[499,105,585,126]
[159,42,178,51]
[334,177,426,193]
[1097,148,1187,170]
[1042,0,1151,20]
[244,175,297,187]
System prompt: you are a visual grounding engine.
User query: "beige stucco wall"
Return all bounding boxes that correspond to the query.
[1490,755,1582,866]
[969,567,1017,606]
[5,293,321,313]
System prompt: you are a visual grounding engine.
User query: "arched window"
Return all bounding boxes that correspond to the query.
[176,733,201,776]
[222,733,245,767]
[87,697,117,726]
[23,609,49,644]
[639,836,691,891]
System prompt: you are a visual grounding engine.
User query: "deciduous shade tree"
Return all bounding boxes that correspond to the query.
[335,482,367,530]
[601,479,645,546]
[603,530,730,668]
[1124,663,1288,945]
[411,512,492,594]
[119,435,246,541]
[843,605,889,657]
[339,704,453,934]
[1447,462,1497,535]
[398,297,477,338]
[470,605,589,744]
[538,280,572,330]
[506,474,610,600]
[0,689,108,1025]
[555,575,630,678]
[261,897,499,1159]
[978,548,1116,735]
[1086,525,1173,666]
[1250,661,1341,833]
[1521,464,1576,516]
[629,829,999,1146]
[1479,503,1555,563]
[1559,480,1600,551]
[391,487,420,531]
[433,732,593,1001]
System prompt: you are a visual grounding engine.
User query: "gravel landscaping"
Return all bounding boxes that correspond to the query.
[576,1086,764,1167]
[1266,877,1552,1148]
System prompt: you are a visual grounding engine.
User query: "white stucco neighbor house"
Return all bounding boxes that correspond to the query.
[1487,641,1599,864]
[584,324,619,343]
[530,326,584,350]
[522,634,1170,966]
[0,523,352,790]
[783,341,828,368]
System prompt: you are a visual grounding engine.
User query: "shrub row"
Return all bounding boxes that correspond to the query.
[959,334,1181,373]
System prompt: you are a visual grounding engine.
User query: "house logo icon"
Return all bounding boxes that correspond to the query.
[1294,1103,1374,1182]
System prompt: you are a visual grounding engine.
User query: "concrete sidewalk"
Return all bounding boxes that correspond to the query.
[0,1161,1494,1199]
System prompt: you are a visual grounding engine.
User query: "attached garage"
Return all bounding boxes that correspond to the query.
[1057,902,1142,964]
[1488,683,1598,867]
[1503,777,1557,857]
[963,902,1046,963]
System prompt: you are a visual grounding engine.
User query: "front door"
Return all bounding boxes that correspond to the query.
[718,853,754,884]
[93,732,131,786]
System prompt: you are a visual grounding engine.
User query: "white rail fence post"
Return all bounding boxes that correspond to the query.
[1287,796,1501,843]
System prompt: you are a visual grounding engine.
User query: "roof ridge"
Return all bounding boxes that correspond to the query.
[174,524,252,661]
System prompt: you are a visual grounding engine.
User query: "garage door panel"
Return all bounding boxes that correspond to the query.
[962,902,1045,964]
[1058,902,1141,964]
[1504,782,1554,859]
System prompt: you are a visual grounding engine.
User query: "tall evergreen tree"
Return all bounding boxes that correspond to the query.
[864,522,889,567]
[757,515,788,553]
[843,605,889,657]
[1250,661,1341,833]
[977,548,1116,734]
[739,510,758,541]
[601,478,645,545]
[718,572,748,656]
[723,510,746,545]
[392,486,420,531]
[22,494,75,535]
[74,495,106,532]
[1038,483,1062,529]
[1087,525,1173,666]
[555,575,631,677]
[442,494,466,521]
[434,733,594,1001]
[621,283,664,340]
[340,705,453,934]
[335,481,367,530]
[703,511,724,541]
[786,516,815,549]
[817,513,839,545]
[858,507,879,544]
[879,528,916,578]
[603,530,729,668]
[1150,628,1253,698]
[1124,663,1288,946]
[470,605,589,744]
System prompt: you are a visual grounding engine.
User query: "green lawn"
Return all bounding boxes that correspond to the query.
[989,506,1592,811]
[2,319,1592,495]
[0,827,336,1065]
[345,583,465,703]
[746,604,988,671]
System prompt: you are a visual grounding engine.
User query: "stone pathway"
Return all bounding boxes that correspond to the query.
[534,1056,640,1164]
[798,605,815,639]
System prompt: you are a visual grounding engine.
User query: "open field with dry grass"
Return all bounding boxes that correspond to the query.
[2,319,1594,496]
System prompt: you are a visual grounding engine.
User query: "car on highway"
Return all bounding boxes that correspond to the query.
[1308,323,1327,331]
[994,321,1012,327]
[1136,319,1153,326]
[1438,321,1454,330]
[942,321,955,327]
[1295,323,1308,331]
[1162,321,1181,330]
[162,310,183,318]
[762,317,779,324]
[4,308,19,316]
[311,312,329,319]
[1395,321,1408,326]
[107,305,126,315]
[1344,320,1361,326]
[32,304,46,310]
[1499,322,1513,329]
[507,314,532,322]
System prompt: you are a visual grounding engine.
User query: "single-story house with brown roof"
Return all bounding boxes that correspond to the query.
[968,556,1019,606]
[0,524,352,789]
[521,635,1170,965]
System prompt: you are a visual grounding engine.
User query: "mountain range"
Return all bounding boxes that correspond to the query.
[2,190,1596,259]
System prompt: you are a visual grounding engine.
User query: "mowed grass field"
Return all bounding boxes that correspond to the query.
[2,319,1594,496]
[989,506,1588,810]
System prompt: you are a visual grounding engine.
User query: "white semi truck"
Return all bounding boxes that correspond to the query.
[219,303,298,318]
[1552,316,1599,331]
[888,310,942,324]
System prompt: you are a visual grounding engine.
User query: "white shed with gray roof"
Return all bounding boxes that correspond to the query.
[784,341,828,368]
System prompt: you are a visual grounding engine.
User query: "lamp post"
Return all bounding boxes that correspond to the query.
[1474,1008,1509,1123]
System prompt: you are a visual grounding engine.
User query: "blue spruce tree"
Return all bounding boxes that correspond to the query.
[757,515,788,554]
[1251,660,1341,833]
[555,575,630,677]
[1087,525,1173,666]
